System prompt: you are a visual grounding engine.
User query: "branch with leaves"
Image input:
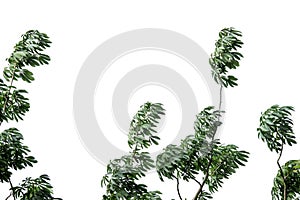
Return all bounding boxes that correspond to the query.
[101,102,165,200]
[0,30,61,200]
[156,27,249,200]
[101,27,250,200]
[258,105,300,200]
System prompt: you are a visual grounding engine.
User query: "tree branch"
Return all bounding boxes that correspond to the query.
[176,175,183,200]
[5,192,12,200]
[277,141,287,200]
[193,84,223,200]
[193,177,201,186]
[9,179,16,200]
[218,84,223,112]
[193,154,213,200]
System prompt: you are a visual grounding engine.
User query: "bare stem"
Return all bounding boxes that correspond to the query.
[5,192,12,200]
[218,85,223,111]
[277,141,287,200]
[176,176,183,200]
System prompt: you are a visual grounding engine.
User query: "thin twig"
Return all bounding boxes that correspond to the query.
[9,179,16,200]
[193,177,201,186]
[218,85,223,111]
[193,155,213,200]
[277,141,287,200]
[5,192,12,200]
[176,175,183,200]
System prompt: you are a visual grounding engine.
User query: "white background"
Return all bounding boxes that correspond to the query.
[1,0,300,199]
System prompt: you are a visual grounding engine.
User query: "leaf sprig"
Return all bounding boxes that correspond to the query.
[0,128,37,183]
[101,102,165,200]
[0,30,52,125]
[12,174,62,200]
[210,27,244,87]
[258,105,296,153]
[4,30,51,83]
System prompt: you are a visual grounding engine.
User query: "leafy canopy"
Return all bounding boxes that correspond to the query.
[101,27,249,200]
[156,107,249,199]
[0,30,61,200]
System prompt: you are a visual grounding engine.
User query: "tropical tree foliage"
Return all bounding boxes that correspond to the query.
[0,30,61,200]
[101,27,300,200]
[156,27,249,200]
[258,105,300,200]
[11,175,61,200]
[101,102,165,200]
[101,27,250,200]
[210,27,243,88]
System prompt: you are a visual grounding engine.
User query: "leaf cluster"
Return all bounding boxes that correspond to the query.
[258,105,299,200]
[272,160,300,200]
[0,128,37,183]
[156,107,222,182]
[156,107,249,199]
[209,27,243,87]
[257,105,296,153]
[128,102,165,150]
[11,174,61,200]
[101,102,165,200]
[205,144,249,193]
[0,30,51,125]
[4,30,51,83]
[0,80,29,123]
